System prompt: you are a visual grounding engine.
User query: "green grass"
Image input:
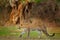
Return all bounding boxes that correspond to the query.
[0,26,60,39]
[22,31,39,38]
[0,27,10,36]
[0,26,20,37]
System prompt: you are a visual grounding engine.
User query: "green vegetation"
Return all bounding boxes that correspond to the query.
[0,26,60,38]
[0,26,20,37]
[56,0,60,3]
